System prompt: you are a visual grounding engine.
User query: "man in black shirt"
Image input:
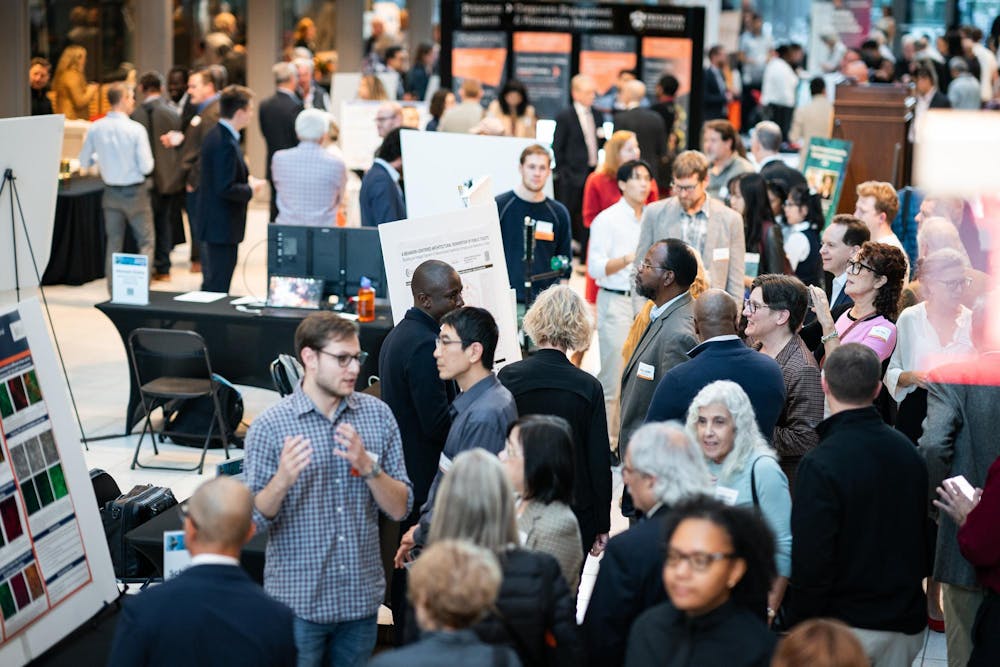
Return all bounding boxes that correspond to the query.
[29,58,53,116]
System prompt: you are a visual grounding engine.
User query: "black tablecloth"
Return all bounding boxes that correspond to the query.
[126,503,267,583]
[96,292,394,432]
[41,176,106,286]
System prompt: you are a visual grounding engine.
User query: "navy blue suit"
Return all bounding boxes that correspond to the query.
[106,564,296,667]
[582,505,671,667]
[645,337,786,439]
[197,123,252,292]
[359,162,405,227]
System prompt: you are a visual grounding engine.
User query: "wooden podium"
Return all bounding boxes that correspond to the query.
[833,83,914,214]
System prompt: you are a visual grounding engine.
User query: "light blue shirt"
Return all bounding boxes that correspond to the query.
[650,291,688,321]
[708,453,792,577]
[78,111,154,186]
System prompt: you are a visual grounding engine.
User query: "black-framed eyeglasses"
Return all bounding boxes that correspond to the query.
[672,181,700,193]
[316,349,369,367]
[435,335,468,348]
[846,259,878,276]
[743,299,772,315]
[665,548,735,572]
[938,277,972,291]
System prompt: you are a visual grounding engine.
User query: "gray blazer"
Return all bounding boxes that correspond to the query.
[131,96,184,194]
[518,500,583,590]
[919,367,1000,587]
[634,196,745,298]
[618,292,698,451]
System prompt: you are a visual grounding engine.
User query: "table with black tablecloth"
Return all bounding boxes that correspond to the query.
[42,176,106,286]
[96,291,393,432]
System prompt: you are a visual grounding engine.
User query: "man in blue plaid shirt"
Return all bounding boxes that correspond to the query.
[245,313,412,667]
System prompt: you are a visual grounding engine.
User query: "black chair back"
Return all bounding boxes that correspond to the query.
[128,328,215,389]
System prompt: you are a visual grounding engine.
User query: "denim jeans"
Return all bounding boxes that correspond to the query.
[292,614,377,667]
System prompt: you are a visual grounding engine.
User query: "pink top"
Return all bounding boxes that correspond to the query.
[835,311,897,362]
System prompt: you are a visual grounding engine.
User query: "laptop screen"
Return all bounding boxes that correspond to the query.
[267,276,324,309]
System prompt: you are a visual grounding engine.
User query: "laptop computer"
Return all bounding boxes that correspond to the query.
[262,276,324,317]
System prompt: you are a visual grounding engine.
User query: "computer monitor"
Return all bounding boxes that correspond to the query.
[267,225,388,301]
[267,225,309,277]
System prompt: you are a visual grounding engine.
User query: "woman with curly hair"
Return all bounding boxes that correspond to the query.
[498,285,612,562]
[486,78,537,137]
[808,241,908,362]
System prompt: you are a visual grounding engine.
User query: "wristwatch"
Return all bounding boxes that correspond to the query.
[360,460,382,480]
[820,330,840,345]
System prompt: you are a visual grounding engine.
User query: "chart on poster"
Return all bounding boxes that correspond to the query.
[0,300,117,666]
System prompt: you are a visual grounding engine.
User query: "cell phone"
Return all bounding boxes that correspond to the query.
[944,475,976,501]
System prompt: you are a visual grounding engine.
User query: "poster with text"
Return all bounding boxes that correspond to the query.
[379,205,522,370]
[579,34,637,116]
[512,32,572,120]
[803,138,853,227]
[641,37,693,147]
[452,31,509,108]
[0,300,118,666]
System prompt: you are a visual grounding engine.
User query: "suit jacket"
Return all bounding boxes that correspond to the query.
[359,162,406,227]
[378,307,455,519]
[106,564,296,667]
[132,96,184,194]
[929,90,952,109]
[619,292,698,451]
[181,98,220,190]
[789,95,834,164]
[518,500,583,591]
[259,90,302,181]
[613,107,667,187]
[552,104,604,187]
[197,124,252,244]
[582,505,670,667]
[645,337,786,440]
[759,157,807,193]
[703,66,729,120]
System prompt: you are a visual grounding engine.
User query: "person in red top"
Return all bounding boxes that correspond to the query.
[581,130,659,303]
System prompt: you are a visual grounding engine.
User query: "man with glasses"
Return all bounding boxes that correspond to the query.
[374,102,403,138]
[245,312,412,667]
[633,151,745,298]
[395,306,517,565]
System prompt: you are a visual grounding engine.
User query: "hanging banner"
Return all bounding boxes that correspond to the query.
[641,37,694,149]
[579,34,638,115]
[512,32,572,121]
[802,137,853,227]
[452,31,509,108]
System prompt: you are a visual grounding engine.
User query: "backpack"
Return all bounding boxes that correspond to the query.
[163,373,243,447]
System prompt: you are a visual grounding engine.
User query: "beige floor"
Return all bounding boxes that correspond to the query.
[0,201,945,663]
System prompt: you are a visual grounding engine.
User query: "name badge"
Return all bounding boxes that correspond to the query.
[637,362,655,381]
[190,115,202,127]
[438,452,453,474]
[534,220,555,241]
[712,247,730,262]
[715,486,739,506]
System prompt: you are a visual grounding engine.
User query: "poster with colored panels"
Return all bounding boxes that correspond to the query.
[802,138,853,227]
[452,31,508,108]
[0,301,117,665]
[641,37,693,150]
[511,32,572,121]
[579,34,637,118]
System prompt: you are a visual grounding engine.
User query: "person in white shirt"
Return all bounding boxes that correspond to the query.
[760,43,802,140]
[588,159,652,421]
[962,27,998,103]
[817,32,847,73]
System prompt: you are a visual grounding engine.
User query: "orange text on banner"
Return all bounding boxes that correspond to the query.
[453,48,508,87]
[513,32,572,54]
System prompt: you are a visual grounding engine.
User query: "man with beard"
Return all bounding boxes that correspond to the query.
[495,144,572,304]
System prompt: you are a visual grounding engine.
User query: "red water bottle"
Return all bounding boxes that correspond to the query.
[357,276,375,322]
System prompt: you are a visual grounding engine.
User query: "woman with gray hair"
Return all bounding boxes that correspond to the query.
[582,421,711,666]
[686,380,792,624]
[422,449,580,667]
[499,285,612,560]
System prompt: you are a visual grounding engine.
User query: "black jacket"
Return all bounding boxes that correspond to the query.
[258,90,302,180]
[759,158,807,193]
[582,505,670,667]
[624,599,776,667]
[552,104,604,187]
[498,349,612,544]
[197,123,251,245]
[613,107,668,190]
[786,407,929,633]
[703,66,728,120]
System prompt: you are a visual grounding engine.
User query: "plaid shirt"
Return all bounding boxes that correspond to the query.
[244,385,412,623]
[271,142,346,227]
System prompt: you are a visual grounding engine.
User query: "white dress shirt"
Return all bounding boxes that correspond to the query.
[588,198,642,291]
[650,290,688,321]
[190,553,241,567]
[830,272,848,306]
[884,302,975,402]
[783,221,812,271]
[78,111,155,186]
[573,101,598,167]
[761,57,798,107]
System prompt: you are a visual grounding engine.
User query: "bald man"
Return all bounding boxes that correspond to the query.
[613,79,668,190]
[107,478,296,667]
[645,289,785,439]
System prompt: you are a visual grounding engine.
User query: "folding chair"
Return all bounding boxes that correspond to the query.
[269,353,303,397]
[127,328,233,474]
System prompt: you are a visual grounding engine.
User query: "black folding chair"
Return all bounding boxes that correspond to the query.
[269,353,303,397]
[127,328,233,474]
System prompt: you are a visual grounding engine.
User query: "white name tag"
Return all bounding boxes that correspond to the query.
[713,247,730,262]
[534,220,554,241]
[190,114,202,127]
[438,452,452,474]
[715,486,739,506]
[637,362,655,381]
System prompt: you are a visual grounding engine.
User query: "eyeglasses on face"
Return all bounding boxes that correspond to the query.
[846,259,878,276]
[639,261,668,273]
[672,181,701,193]
[316,349,369,367]
[665,548,735,572]
[435,335,468,348]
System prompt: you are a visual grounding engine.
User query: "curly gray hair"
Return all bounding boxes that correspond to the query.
[627,421,712,506]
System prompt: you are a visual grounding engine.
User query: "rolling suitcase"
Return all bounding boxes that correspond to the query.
[102,485,177,578]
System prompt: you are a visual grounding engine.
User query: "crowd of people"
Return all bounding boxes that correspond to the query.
[36,7,1000,667]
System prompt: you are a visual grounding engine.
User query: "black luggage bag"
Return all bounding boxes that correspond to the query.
[102,485,177,579]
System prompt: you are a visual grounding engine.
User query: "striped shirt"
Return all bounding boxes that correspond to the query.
[244,384,412,623]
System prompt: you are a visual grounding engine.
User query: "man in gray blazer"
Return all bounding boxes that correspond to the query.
[619,239,699,475]
[919,311,1000,667]
[633,151,744,298]
[133,71,184,280]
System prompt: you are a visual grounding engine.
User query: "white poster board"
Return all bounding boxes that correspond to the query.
[378,205,522,370]
[401,132,554,219]
[339,101,430,171]
[330,72,402,123]
[0,299,118,665]
[0,116,64,293]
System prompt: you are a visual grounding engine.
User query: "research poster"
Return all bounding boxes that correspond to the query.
[802,138,853,227]
[0,300,117,666]
[379,205,522,370]
[451,31,509,107]
[512,32,572,120]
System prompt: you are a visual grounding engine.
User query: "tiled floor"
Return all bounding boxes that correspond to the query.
[0,201,949,664]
